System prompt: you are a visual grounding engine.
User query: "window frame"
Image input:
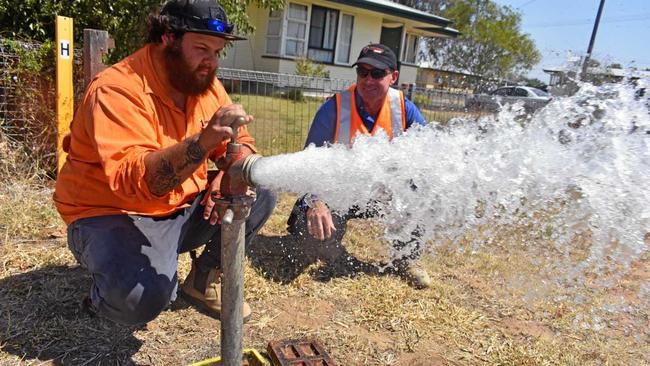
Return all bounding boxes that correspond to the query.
[307,5,340,63]
[265,9,284,56]
[264,2,355,65]
[401,32,419,64]
[334,12,355,65]
[284,2,310,58]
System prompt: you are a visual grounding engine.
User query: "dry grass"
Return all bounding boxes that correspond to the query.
[1,173,648,365]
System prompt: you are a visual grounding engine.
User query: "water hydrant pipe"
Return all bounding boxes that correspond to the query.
[218,117,254,366]
[220,211,246,366]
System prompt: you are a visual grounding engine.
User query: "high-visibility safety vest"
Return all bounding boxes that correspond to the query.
[334,84,406,145]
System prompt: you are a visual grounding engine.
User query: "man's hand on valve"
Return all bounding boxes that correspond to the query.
[199,104,255,225]
[197,104,253,152]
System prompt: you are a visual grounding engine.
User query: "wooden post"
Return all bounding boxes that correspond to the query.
[83,29,114,89]
[56,16,74,173]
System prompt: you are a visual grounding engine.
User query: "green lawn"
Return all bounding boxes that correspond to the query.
[231,94,323,156]
[231,94,482,156]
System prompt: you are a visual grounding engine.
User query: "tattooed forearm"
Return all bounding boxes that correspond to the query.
[178,138,206,171]
[144,134,208,197]
[149,158,181,196]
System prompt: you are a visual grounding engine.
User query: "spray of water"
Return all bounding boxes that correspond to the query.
[252,80,649,280]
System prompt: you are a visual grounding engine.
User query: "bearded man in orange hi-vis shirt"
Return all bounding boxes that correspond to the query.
[54,0,276,325]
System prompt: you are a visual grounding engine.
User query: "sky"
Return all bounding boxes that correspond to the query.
[492,0,650,82]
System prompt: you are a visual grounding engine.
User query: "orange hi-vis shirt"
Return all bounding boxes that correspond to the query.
[334,84,406,145]
[54,44,255,225]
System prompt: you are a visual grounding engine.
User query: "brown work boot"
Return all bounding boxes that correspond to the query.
[180,263,252,322]
[395,260,432,289]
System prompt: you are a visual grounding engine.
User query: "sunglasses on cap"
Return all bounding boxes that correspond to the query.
[183,13,234,34]
[206,18,234,33]
[356,67,390,79]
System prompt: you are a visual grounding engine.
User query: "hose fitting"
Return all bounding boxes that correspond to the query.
[240,154,262,188]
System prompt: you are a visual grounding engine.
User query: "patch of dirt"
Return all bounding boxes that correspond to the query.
[500,318,555,341]
[272,297,336,330]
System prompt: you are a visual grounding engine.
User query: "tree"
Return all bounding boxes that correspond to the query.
[0,0,283,62]
[394,0,540,88]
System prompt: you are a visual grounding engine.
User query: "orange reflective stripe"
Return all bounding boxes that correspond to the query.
[334,84,406,145]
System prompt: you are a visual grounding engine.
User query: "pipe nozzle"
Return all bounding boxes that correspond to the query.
[240,154,262,187]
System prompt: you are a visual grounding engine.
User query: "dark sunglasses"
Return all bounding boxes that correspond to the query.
[356,67,389,79]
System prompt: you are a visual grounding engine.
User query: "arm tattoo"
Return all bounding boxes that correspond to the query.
[180,138,206,170]
[148,137,206,196]
[150,158,181,196]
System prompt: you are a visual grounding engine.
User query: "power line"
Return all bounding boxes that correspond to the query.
[528,13,650,28]
[517,0,538,8]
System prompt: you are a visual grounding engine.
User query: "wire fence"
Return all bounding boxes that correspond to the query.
[1,38,482,164]
[0,39,45,141]
[218,68,480,155]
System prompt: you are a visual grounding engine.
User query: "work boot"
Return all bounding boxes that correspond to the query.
[180,262,252,322]
[395,260,432,289]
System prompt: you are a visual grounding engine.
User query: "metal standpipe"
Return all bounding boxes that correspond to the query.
[212,118,264,366]
[218,195,252,366]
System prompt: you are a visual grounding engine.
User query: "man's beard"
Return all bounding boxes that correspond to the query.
[163,40,216,96]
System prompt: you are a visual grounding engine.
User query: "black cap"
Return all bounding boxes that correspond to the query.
[352,43,398,70]
[161,0,246,41]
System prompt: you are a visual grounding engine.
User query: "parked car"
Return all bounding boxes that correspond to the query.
[466,86,552,112]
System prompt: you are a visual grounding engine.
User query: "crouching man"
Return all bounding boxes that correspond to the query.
[286,44,431,289]
[54,0,276,324]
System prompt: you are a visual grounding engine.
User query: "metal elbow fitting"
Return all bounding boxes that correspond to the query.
[240,154,262,187]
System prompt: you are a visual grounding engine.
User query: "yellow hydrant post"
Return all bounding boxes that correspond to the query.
[55,15,74,173]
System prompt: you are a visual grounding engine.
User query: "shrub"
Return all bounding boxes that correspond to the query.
[1,39,57,178]
[412,94,431,108]
[295,57,330,79]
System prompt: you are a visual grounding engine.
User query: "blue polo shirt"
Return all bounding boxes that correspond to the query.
[296,89,426,211]
[304,89,427,147]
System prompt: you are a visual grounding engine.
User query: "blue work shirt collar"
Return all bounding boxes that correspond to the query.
[354,89,377,132]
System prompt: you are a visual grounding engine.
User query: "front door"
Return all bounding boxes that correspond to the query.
[380,25,403,83]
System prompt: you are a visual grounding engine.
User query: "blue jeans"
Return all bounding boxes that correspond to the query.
[67,188,277,325]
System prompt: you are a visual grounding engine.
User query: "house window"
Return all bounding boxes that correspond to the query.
[335,14,354,64]
[266,9,283,55]
[402,33,419,64]
[307,6,339,63]
[265,3,355,64]
[285,3,309,56]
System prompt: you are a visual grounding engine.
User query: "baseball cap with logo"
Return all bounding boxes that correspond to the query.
[352,43,398,70]
[161,0,246,41]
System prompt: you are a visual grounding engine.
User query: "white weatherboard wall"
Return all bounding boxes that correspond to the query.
[219,5,280,72]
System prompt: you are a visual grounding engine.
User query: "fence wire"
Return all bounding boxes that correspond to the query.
[1,38,480,161]
[218,68,478,155]
[217,68,355,155]
[0,39,42,142]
